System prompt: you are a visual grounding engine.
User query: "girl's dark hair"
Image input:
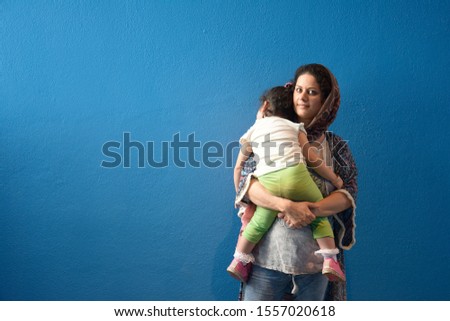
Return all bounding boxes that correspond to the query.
[260,85,296,121]
[294,63,332,102]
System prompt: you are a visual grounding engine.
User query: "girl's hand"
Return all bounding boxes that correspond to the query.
[332,176,344,189]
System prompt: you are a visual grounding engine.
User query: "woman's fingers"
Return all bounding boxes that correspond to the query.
[306,202,319,209]
[278,201,316,228]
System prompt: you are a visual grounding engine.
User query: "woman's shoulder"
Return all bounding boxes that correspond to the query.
[325,131,353,152]
[325,131,344,142]
[325,131,357,168]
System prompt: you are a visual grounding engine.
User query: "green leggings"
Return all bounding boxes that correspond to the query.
[242,163,334,244]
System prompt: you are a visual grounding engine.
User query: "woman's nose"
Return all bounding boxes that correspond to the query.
[298,91,307,101]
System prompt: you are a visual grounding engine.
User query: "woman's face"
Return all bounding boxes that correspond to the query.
[293,73,323,125]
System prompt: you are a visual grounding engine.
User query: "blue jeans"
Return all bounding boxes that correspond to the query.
[242,265,328,301]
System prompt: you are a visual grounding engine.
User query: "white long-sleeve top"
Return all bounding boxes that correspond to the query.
[239,117,307,177]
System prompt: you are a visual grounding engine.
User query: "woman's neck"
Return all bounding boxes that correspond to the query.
[314,133,326,144]
[316,133,325,144]
[299,118,313,128]
[299,118,325,143]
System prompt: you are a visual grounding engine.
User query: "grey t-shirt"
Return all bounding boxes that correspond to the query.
[253,218,324,274]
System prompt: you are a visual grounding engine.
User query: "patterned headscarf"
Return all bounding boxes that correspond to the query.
[302,65,341,141]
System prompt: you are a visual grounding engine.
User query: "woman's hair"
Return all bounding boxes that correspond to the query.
[294,63,332,103]
[259,86,296,121]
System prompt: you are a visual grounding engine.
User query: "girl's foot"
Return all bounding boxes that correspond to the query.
[227,258,252,283]
[322,258,346,282]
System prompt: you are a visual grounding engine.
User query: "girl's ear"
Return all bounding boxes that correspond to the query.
[257,101,270,119]
[260,100,270,116]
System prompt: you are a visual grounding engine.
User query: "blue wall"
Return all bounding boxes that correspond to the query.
[1,1,449,300]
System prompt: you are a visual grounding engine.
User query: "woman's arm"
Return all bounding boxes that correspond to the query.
[246,178,317,227]
[312,192,352,217]
[275,191,351,227]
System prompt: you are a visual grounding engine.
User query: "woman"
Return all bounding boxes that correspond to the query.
[235,63,357,301]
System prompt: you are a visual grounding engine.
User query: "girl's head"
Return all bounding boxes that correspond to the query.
[258,85,296,122]
[292,63,340,139]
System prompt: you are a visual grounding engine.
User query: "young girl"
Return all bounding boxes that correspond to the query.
[227,85,345,283]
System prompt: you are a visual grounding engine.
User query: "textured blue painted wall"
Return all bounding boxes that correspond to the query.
[1,1,449,300]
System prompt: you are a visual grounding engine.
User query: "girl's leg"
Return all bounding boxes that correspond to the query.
[236,169,285,256]
[228,172,281,283]
[316,237,337,251]
[281,165,344,282]
[241,205,278,245]
[228,205,278,282]
[310,218,345,282]
[310,217,336,252]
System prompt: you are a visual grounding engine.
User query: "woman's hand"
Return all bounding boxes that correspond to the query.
[277,200,317,228]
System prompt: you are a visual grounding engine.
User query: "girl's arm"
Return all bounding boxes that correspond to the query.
[298,131,343,189]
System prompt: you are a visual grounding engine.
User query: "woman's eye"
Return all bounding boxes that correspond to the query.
[296,87,319,95]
